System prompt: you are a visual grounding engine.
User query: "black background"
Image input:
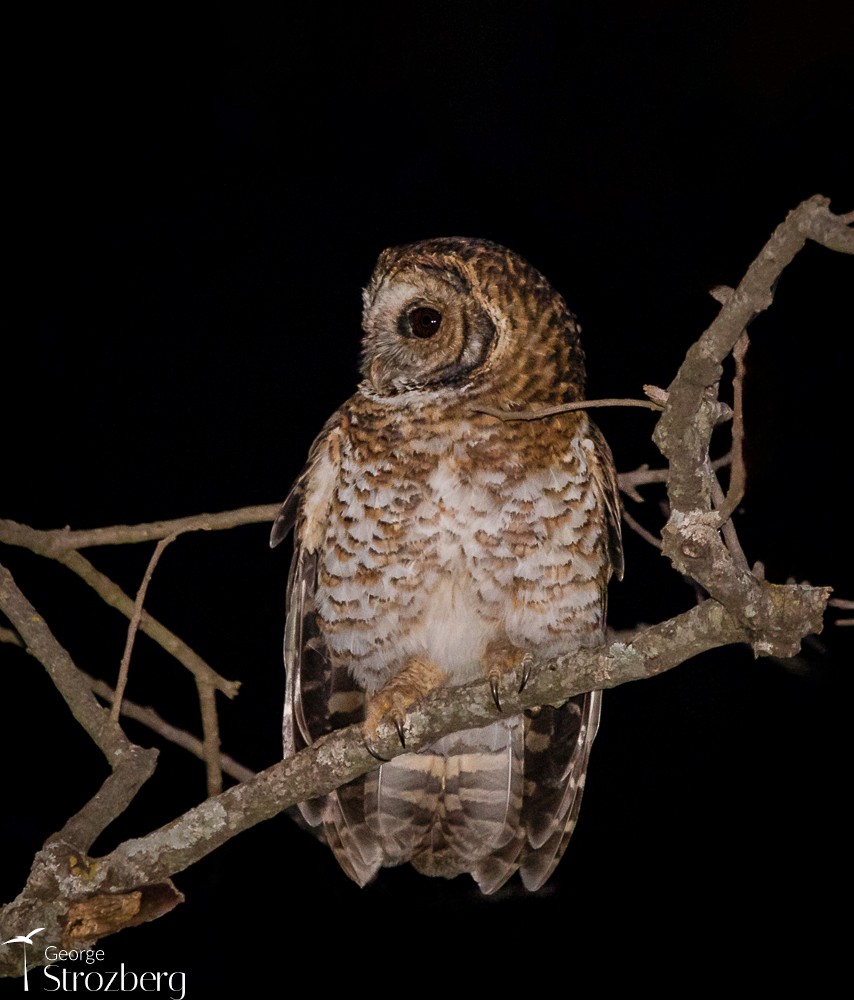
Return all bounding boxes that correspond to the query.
[3,0,852,991]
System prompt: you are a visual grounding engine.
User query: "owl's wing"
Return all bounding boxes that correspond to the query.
[272,412,383,883]
[516,691,601,891]
[271,411,343,758]
[587,419,624,582]
[495,424,621,894]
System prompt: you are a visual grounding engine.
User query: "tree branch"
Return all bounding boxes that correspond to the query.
[113,535,177,722]
[85,673,255,784]
[0,594,758,970]
[60,549,239,698]
[0,505,279,554]
[196,680,223,797]
[0,562,137,766]
[652,195,848,650]
[471,397,663,420]
[0,562,159,855]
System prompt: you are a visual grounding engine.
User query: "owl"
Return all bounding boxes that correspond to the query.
[271,237,623,893]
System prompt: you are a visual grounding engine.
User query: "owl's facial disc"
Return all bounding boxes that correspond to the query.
[360,268,495,396]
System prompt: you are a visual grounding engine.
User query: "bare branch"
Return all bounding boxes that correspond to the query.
[113,535,177,722]
[621,508,663,549]
[710,472,750,573]
[14,600,756,901]
[0,562,136,766]
[86,673,255,784]
[828,598,854,628]
[714,332,748,525]
[196,680,223,797]
[0,624,22,645]
[0,504,279,554]
[471,397,663,421]
[642,384,670,406]
[656,196,851,515]
[653,196,847,650]
[618,452,732,500]
[56,550,239,698]
[0,561,158,852]
[1,575,829,969]
[52,751,159,854]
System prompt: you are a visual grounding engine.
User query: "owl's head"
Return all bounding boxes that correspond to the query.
[359,237,586,406]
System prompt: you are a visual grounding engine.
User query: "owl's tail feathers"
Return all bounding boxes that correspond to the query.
[361,720,525,883]
[364,754,444,866]
[324,788,383,887]
[293,786,383,888]
[518,690,602,891]
[438,719,524,863]
[472,828,527,894]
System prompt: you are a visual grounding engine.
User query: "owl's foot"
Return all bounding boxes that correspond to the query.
[483,641,534,713]
[363,658,448,757]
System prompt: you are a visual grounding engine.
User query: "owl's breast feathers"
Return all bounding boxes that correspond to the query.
[291,393,621,694]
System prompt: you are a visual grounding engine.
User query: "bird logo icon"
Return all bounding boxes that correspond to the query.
[2,928,45,991]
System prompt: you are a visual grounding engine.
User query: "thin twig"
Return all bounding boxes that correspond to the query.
[0,625,22,645]
[617,464,655,502]
[113,535,177,722]
[829,597,854,628]
[715,333,748,524]
[0,561,159,852]
[86,674,254,783]
[0,504,279,554]
[621,508,663,549]
[1,561,137,765]
[617,452,732,501]
[656,195,852,519]
[710,472,750,573]
[56,549,240,698]
[471,397,664,421]
[196,679,223,797]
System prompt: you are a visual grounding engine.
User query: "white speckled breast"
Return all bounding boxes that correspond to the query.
[315,402,609,694]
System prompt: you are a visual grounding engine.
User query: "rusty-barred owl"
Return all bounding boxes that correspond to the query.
[271,237,622,893]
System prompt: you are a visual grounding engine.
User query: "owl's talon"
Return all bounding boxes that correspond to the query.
[490,675,503,712]
[395,717,407,748]
[363,737,391,763]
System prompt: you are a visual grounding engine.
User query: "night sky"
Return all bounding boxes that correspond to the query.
[3,1,852,991]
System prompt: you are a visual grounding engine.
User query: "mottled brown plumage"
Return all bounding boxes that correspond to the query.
[272,238,622,892]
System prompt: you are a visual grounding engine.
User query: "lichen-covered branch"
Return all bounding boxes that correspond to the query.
[0,591,759,974]
[652,195,849,650]
[654,194,852,516]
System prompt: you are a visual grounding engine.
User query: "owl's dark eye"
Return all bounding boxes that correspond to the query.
[407,307,442,339]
